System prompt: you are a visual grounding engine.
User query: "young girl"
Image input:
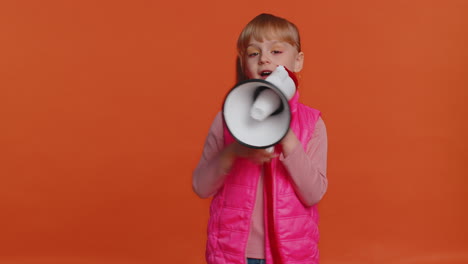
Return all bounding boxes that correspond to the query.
[193,13,328,264]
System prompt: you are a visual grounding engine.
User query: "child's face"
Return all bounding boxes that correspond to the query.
[243,38,304,80]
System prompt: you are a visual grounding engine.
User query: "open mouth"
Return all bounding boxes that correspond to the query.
[260,71,272,78]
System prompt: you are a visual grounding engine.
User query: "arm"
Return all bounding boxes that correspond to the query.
[280,117,328,206]
[192,112,231,198]
[192,112,278,198]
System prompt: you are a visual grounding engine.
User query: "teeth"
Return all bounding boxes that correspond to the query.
[261,71,272,76]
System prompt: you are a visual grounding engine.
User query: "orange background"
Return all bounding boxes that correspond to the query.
[1,1,467,263]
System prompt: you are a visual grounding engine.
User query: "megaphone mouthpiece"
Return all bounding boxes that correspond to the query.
[264,65,297,100]
[250,88,282,121]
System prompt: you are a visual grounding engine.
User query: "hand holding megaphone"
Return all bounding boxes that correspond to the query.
[224,141,278,164]
[223,65,297,150]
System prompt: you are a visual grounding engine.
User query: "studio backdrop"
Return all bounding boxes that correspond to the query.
[1,1,467,264]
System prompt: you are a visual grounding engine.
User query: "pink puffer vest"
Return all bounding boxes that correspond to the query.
[206,92,321,264]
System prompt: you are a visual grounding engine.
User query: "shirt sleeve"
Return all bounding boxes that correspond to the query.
[280,117,328,206]
[192,112,227,198]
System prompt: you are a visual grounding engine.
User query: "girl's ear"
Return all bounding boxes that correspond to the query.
[294,52,304,72]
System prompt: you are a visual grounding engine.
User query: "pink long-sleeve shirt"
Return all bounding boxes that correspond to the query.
[193,111,328,259]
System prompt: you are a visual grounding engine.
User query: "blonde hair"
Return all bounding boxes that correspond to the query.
[236,13,301,81]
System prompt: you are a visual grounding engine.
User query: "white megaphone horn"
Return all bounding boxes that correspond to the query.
[222,65,298,149]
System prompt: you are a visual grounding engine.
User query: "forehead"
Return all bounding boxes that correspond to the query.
[250,27,289,42]
[242,27,297,50]
[247,39,292,49]
[246,40,294,50]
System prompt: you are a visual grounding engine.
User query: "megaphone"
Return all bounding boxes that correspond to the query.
[223,66,297,149]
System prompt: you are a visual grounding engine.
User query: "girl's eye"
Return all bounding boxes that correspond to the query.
[248,52,259,57]
[272,50,282,54]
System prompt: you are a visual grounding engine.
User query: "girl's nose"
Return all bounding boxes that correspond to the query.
[259,53,271,65]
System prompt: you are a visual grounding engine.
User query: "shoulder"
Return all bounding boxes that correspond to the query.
[213,111,223,125]
[297,103,322,130]
[306,116,327,154]
[298,103,321,119]
[314,117,327,137]
[206,111,224,137]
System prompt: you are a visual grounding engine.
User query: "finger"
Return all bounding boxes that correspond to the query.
[259,150,278,159]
